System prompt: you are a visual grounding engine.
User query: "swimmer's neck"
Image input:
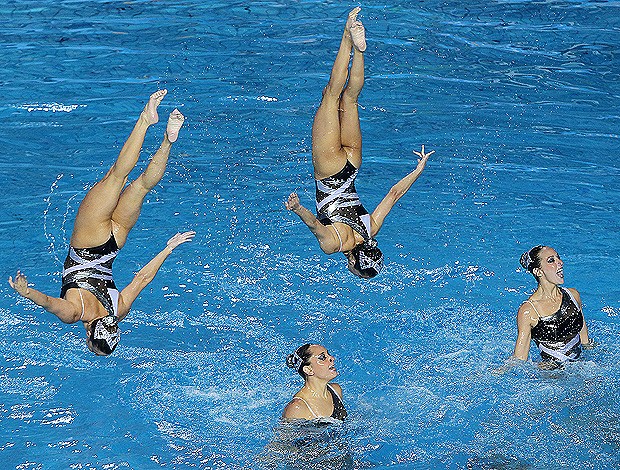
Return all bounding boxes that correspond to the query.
[302,380,329,399]
[534,282,562,301]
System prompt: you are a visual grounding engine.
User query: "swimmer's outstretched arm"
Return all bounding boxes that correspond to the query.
[370,146,434,237]
[117,231,196,321]
[285,192,340,254]
[8,271,81,323]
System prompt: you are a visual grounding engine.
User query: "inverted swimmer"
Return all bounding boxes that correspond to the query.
[283,344,347,422]
[511,246,595,369]
[9,90,195,356]
[286,7,433,279]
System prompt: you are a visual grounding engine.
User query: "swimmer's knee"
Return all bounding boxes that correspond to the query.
[322,83,343,100]
[341,89,360,104]
[132,176,154,193]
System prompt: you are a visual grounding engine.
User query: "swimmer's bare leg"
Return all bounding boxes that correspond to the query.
[71,90,167,248]
[339,36,365,169]
[311,9,358,180]
[111,109,185,248]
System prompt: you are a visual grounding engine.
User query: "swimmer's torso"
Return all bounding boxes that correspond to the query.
[60,234,121,323]
[530,287,583,361]
[315,160,373,250]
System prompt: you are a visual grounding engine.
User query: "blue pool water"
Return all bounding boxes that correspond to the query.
[1,0,619,468]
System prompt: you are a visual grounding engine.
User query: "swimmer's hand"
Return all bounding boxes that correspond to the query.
[285,192,302,213]
[8,271,30,297]
[537,360,561,371]
[166,231,196,251]
[582,339,598,350]
[492,355,524,375]
[412,145,434,173]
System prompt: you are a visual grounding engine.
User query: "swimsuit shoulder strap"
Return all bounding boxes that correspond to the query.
[561,287,581,312]
[292,396,319,419]
[326,383,344,403]
[78,288,85,321]
[330,224,344,252]
[525,299,542,320]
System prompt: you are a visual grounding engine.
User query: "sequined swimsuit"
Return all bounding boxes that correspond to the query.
[60,234,120,318]
[315,160,372,242]
[529,287,584,363]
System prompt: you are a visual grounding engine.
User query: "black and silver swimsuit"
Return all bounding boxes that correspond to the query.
[315,160,372,243]
[529,287,584,363]
[60,234,120,318]
[327,384,347,421]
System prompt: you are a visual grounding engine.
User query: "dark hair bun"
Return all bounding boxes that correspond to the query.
[285,353,298,369]
[519,251,530,270]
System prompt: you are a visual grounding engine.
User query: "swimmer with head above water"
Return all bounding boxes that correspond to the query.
[508,245,595,370]
[283,344,347,421]
[9,90,195,356]
[286,7,433,279]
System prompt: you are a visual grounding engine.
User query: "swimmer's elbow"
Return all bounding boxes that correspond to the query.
[384,186,405,208]
[388,186,403,199]
[133,271,154,290]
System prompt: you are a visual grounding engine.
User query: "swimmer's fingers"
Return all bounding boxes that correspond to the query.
[8,271,29,295]
[413,145,435,161]
[412,146,434,173]
[582,339,597,350]
[167,231,196,249]
[285,192,301,211]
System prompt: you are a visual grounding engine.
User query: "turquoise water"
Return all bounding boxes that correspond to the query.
[1,1,619,468]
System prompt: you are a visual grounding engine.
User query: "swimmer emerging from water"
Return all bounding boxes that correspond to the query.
[286,7,433,279]
[510,245,595,369]
[283,344,347,421]
[9,90,195,356]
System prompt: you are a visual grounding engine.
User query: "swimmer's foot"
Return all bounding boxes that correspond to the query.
[166,109,185,143]
[346,7,361,33]
[350,19,367,52]
[142,89,167,125]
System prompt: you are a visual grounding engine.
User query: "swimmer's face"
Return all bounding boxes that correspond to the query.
[305,344,338,380]
[534,247,564,284]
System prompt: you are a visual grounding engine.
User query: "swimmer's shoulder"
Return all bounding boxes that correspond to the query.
[283,395,313,420]
[328,382,343,398]
[58,289,87,324]
[565,287,582,304]
[517,298,539,325]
